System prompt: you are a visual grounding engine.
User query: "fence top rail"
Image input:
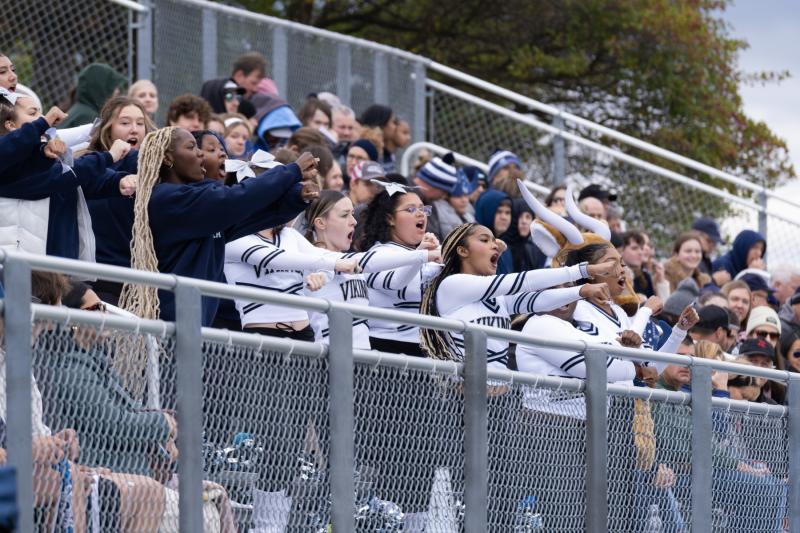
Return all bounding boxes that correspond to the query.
[426,62,800,209]
[157,0,429,65]
[2,250,795,382]
[109,0,150,12]
[427,81,800,227]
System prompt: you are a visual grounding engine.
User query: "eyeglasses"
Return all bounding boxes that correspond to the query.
[224,92,243,102]
[347,153,369,162]
[395,206,432,216]
[752,330,779,342]
[82,302,107,313]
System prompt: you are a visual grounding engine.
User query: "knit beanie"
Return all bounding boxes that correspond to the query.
[487,149,522,183]
[350,139,379,162]
[416,152,459,193]
[663,278,700,317]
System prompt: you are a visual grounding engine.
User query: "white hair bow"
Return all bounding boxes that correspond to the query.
[224,149,282,182]
[370,179,418,197]
[0,87,19,106]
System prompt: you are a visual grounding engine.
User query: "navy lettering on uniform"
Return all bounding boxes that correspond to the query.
[475,316,511,330]
[340,279,368,301]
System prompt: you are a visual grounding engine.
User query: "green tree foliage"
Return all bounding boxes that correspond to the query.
[236,0,792,186]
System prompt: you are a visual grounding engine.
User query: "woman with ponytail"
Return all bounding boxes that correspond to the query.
[119,126,319,326]
[419,223,616,366]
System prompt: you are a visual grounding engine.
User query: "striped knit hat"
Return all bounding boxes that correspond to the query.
[487,149,522,182]
[416,153,459,193]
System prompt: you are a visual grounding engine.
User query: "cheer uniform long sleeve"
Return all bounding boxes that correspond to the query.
[0,117,49,179]
[510,286,583,315]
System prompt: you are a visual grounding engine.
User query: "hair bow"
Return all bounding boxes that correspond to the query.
[370,179,419,197]
[0,87,19,106]
[224,149,282,182]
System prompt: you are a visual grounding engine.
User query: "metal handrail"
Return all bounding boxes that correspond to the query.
[2,249,794,382]
[109,0,149,12]
[427,80,800,228]
[398,141,551,195]
[427,61,800,209]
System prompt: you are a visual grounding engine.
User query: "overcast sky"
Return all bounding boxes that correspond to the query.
[724,0,799,169]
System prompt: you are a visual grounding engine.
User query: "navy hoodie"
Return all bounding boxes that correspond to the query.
[148,163,307,325]
[0,121,125,259]
[0,117,50,180]
[475,189,514,274]
[711,229,766,279]
[87,150,139,267]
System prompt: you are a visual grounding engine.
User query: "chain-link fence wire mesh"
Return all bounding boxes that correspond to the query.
[488,382,587,532]
[151,0,422,135]
[0,0,131,110]
[353,361,463,532]
[710,406,788,532]
[30,321,177,531]
[429,87,800,260]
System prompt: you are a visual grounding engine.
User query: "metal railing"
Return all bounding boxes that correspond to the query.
[2,249,800,532]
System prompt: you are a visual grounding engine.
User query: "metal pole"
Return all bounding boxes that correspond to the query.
[201,8,218,82]
[552,115,566,185]
[336,42,352,107]
[135,0,154,81]
[412,62,427,143]
[272,26,289,100]
[175,282,203,532]
[758,190,768,264]
[787,374,800,532]
[463,329,488,532]
[3,257,33,532]
[690,362,713,532]
[373,51,388,105]
[328,307,355,531]
[585,349,608,533]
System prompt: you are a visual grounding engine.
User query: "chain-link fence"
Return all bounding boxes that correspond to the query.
[0,0,132,110]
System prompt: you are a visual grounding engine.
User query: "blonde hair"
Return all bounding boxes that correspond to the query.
[128,79,157,98]
[119,127,178,320]
[693,340,724,361]
[221,112,252,137]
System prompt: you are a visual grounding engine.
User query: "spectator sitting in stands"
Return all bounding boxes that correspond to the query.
[578,183,616,219]
[661,278,700,327]
[433,169,478,238]
[655,337,695,390]
[249,92,301,151]
[486,149,523,198]
[330,104,358,163]
[0,54,18,93]
[502,198,545,272]
[779,287,800,334]
[412,153,460,240]
[606,205,624,234]
[620,230,655,298]
[287,126,326,156]
[770,264,800,306]
[298,96,332,132]
[207,114,225,136]
[712,229,767,280]
[128,79,158,118]
[392,118,411,152]
[221,113,252,160]
[200,51,267,111]
[305,143,334,192]
[59,63,126,129]
[166,93,211,132]
[691,216,723,279]
[722,309,741,352]
[721,280,752,326]
[474,189,513,274]
[663,232,711,292]
[322,158,344,191]
[698,290,729,309]
[200,79,244,116]
[688,305,732,350]
[543,185,567,216]
[360,104,397,172]
[578,195,605,222]
[738,272,777,310]
[744,306,781,350]
[778,329,800,373]
[735,338,781,404]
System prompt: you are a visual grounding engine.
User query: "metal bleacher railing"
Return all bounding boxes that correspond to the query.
[2,249,800,532]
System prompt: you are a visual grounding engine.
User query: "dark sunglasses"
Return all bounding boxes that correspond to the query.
[753,330,779,342]
[728,375,757,388]
[82,302,107,313]
[224,91,243,102]
[792,351,800,359]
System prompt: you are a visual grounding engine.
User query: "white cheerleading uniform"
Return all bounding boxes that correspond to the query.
[365,241,443,344]
[306,248,429,349]
[436,265,589,369]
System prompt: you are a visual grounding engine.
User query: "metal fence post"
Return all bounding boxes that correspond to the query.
[3,257,33,532]
[758,190,768,262]
[463,329,488,532]
[690,362,713,532]
[585,348,608,533]
[336,42,352,107]
[174,282,203,532]
[328,307,355,531]
[201,8,218,82]
[272,26,289,100]
[552,114,566,185]
[373,51,388,105]
[135,0,154,81]
[787,374,800,532]
[412,62,427,143]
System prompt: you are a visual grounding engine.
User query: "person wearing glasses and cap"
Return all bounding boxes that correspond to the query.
[735,338,784,405]
[744,306,782,349]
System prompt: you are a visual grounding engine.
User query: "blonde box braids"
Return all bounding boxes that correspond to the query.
[419,222,478,360]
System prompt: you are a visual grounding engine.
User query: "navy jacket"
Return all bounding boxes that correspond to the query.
[87,150,139,267]
[0,117,50,180]
[475,189,514,274]
[712,230,766,279]
[149,163,307,325]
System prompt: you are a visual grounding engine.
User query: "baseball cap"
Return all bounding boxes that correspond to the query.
[351,160,385,182]
[745,306,782,336]
[691,217,722,244]
[694,305,729,331]
[739,273,774,295]
[578,183,617,202]
[738,338,776,362]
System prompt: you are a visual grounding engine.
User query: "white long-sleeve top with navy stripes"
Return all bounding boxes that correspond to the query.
[365,241,443,344]
[306,248,429,349]
[436,264,587,369]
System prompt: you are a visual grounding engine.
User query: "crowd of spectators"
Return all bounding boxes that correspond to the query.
[0,48,796,531]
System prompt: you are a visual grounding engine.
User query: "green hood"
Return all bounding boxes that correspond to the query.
[74,63,126,111]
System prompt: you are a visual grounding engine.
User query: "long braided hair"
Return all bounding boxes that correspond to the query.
[419,222,479,360]
[119,126,178,320]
